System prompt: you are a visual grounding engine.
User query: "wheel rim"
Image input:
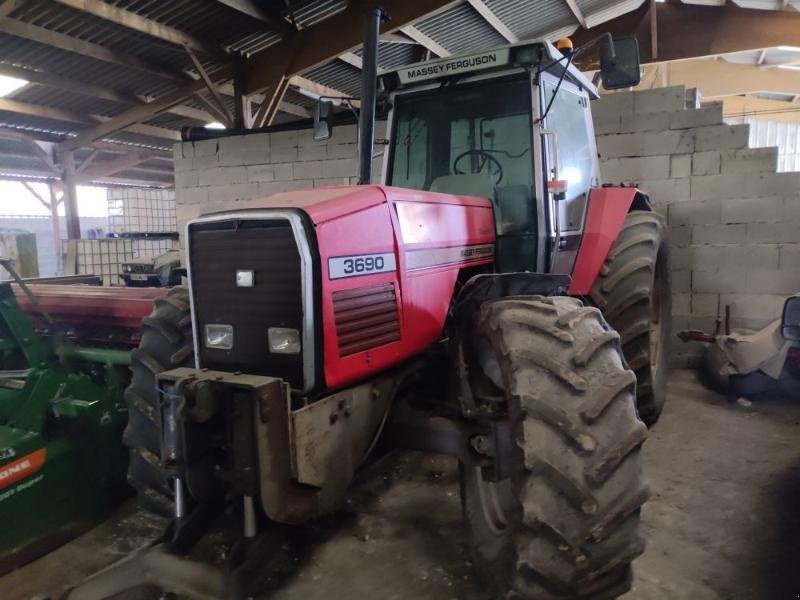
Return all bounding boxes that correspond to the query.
[473,467,512,536]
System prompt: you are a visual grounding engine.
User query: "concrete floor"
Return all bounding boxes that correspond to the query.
[5,370,800,599]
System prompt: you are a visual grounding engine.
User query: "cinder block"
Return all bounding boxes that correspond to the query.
[297,142,327,161]
[719,293,787,324]
[670,154,692,179]
[197,167,223,187]
[722,245,780,271]
[694,124,749,152]
[779,244,800,268]
[326,143,358,159]
[692,269,748,294]
[218,166,248,185]
[692,151,720,176]
[322,158,359,178]
[314,177,351,187]
[746,269,800,295]
[635,178,690,204]
[672,293,691,316]
[633,86,686,114]
[174,170,198,188]
[270,144,298,164]
[247,164,275,182]
[747,222,800,244]
[669,225,691,247]
[596,130,694,159]
[293,160,325,179]
[178,142,194,160]
[273,163,293,181]
[720,147,778,174]
[601,155,670,182]
[257,180,314,197]
[669,246,692,270]
[669,104,723,130]
[174,157,192,173]
[672,269,691,292]
[270,130,299,147]
[178,187,209,206]
[329,124,358,144]
[720,197,782,224]
[692,293,719,316]
[668,199,721,227]
[692,223,746,245]
[690,245,724,271]
[207,183,259,203]
[592,113,621,135]
[591,91,634,121]
[618,111,671,134]
[192,154,219,170]
[193,139,219,158]
[784,197,800,222]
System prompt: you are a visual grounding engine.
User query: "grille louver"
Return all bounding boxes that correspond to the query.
[333,283,400,356]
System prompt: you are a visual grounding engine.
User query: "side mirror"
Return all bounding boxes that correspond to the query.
[313,99,334,141]
[600,36,641,90]
[782,295,800,341]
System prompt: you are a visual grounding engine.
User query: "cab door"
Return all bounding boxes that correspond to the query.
[540,74,600,274]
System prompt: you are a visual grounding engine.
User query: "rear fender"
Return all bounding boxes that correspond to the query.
[568,187,650,295]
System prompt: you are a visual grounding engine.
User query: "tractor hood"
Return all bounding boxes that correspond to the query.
[196,184,491,226]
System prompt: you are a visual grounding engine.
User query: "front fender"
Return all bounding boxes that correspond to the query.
[568,187,648,295]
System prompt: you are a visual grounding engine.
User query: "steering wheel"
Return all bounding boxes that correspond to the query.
[453,150,504,186]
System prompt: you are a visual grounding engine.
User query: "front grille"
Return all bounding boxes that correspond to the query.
[189,219,304,387]
[333,283,400,356]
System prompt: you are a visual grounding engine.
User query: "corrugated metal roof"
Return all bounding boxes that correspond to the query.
[483,0,576,41]
[304,61,362,97]
[415,3,507,54]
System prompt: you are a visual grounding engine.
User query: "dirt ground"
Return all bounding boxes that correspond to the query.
[4,369,800,599]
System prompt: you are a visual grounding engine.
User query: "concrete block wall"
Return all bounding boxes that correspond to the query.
[594,85,800,365]
[174,123,384,233]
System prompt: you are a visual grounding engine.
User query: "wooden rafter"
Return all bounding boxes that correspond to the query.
[0,63,217,123]
[0,17,185,81]
[215,0,293,35]
[563,0,588,29]
[399,25,450,57]
[253,76,289,128]
[466,0,517,43]
[243,0,460,95]
[74,151,148,184]
[339,52,364,69]
[75,148,100,174]
[61,64,232,150]
[289,75,360,108]
[0,0,24,17]
[185,47,234,126]
[52,0,228,59]
[21,181,51,209]
[192,93,233,127]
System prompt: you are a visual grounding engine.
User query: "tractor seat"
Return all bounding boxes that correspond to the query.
[429,173,495,199]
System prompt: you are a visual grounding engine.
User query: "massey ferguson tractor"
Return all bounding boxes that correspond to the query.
[100,16,668,600]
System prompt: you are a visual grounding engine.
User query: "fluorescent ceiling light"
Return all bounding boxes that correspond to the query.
[0,74,28,98]
[777,46,800,52]
[204,122,226,129]
[778,65,800,71]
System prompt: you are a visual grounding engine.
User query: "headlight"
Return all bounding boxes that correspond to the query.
[204,324,233,350]
[268,327,301,354]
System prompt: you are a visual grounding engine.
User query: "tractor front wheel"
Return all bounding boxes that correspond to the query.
[123,286,194,518]
[462,295,648,599]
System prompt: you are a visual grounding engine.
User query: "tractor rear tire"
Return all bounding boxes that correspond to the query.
[123,286,194,518]
[462,295,648,599]
[590,210,670,426]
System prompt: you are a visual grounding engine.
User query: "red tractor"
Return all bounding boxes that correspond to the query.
[120,21,668,600]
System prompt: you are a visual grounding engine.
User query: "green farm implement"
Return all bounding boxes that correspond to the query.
[0,264,166,574]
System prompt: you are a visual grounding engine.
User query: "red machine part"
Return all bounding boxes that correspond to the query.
[568,187,639,295]
[13,284,167,346]
[305,185,495,389]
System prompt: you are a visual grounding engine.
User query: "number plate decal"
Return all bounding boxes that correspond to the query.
[328,253,396,280]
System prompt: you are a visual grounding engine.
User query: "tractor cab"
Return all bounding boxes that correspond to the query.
[381,41,617,274]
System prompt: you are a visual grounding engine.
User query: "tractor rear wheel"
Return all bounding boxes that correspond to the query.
[590,210,670,426]
[462,295,648,599]
[123,286,193,517]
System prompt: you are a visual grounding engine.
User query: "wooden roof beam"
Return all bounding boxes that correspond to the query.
[0,17,187,81]
[399,25,450,57]
[52,0,228,59]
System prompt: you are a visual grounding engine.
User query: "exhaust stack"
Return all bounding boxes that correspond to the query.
[357,7,385,185]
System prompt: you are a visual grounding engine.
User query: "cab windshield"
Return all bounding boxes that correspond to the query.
[387,76,534,235]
